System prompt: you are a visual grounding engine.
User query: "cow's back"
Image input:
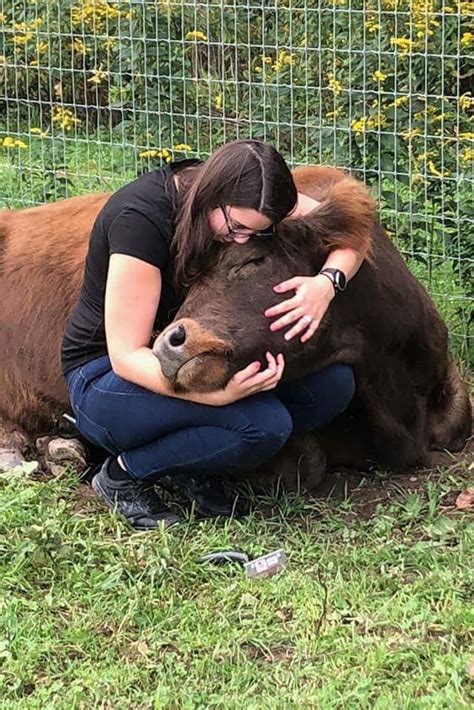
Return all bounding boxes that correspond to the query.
[0,193,109,432]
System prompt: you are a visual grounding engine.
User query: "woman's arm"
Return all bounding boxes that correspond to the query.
[106,254,285,404]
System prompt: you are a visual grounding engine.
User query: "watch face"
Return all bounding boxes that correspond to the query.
[335,270,347,291]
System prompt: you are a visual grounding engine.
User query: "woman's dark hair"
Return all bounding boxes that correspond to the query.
[172,139,297,288]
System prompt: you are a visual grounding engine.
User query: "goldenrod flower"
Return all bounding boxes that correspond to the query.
[390,96,409,107]
[88,65,108,85]
[328,75,342,94]
[30,127,49,138]
[459,93,473,111]
[185,30,208,42]
[428,161,448,178]
[390,37,413,54]
[351,117,367,135]
[173,143,192,151]
[72,0,121,31]
[272,50,294,72]
[460,147,473,164]
[52,106,81,131]
[2,136,28,149]
[71,38,89,54]
[139,148,172,162]
[139,150,160,159]
[401,128,421,140]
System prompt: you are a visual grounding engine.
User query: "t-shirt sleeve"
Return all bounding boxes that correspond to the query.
[107,206,170,269]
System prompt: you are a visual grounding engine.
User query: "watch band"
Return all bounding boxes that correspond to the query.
[319,268,347,293]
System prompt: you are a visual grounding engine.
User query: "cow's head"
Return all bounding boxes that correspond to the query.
[153,222,321,392]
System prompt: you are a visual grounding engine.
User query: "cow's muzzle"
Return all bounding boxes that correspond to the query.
[152,318,233,392]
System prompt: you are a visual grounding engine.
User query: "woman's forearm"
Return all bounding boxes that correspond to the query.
[112,346,223,405]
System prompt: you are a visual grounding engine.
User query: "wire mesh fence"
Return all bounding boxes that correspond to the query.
[0,1,472,367]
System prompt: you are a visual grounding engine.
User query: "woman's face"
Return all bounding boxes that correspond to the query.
[208,205,274,244]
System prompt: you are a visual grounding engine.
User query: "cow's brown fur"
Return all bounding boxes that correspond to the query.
[0,193,109,432]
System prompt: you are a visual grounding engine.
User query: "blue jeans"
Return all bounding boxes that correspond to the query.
[65,355,355,480]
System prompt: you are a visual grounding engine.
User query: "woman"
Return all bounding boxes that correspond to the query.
[62,140,364,530]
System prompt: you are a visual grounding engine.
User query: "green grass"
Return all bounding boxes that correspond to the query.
[1,460,473,708]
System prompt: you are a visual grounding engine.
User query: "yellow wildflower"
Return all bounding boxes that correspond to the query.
[103,38,117,51]
[2,137,28,149]
[390,96,409,107]
[401,128,421,140]
[261,55,272,65]
[139,150,160,159]
[52,106,82,131]
[460,32,473,47]
[173,143,192,151]
[272,50,294,72]
[13,32,33,46]
[71,38,89,54]
[390,37,413,54]
[351,117,368,135]
[427,161,448,178]
[365,16,381,33]
[30,127,49,138]
[458,1,474,15]
[139,148,171,162]
[459,93,473,111]
[328,75,342,94]
[214,93,222,110]
[373,70,387,82]
[88,65,108,85]
[72,1,121,32]
[459,145,473,161]
[460,147,473,164]
[0,13,6,23]
[185,30,208,42]
[459,132,474,140]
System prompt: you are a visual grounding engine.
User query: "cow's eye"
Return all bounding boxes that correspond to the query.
[228,256,266,279]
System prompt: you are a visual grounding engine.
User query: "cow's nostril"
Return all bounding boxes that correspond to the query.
[168,324,186,348]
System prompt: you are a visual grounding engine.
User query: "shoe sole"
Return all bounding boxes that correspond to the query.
[91,474,180,531]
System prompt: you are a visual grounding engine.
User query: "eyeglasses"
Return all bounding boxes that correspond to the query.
[219,204,276,240]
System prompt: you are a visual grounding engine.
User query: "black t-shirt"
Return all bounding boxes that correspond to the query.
[61,158,202,376]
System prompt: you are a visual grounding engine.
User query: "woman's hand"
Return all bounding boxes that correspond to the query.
[187,352,285,406]
[264,274,335,343]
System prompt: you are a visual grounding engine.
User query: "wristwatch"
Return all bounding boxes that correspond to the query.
[319,267,347,293]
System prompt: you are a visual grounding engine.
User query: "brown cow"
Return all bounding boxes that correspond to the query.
[0,166,470,484]
[152,166,471,475]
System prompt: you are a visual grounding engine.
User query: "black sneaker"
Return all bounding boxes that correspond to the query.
[91,457,181,530]
[158,471,242,518]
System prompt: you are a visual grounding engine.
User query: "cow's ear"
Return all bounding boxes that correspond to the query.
[279,172,377,265]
